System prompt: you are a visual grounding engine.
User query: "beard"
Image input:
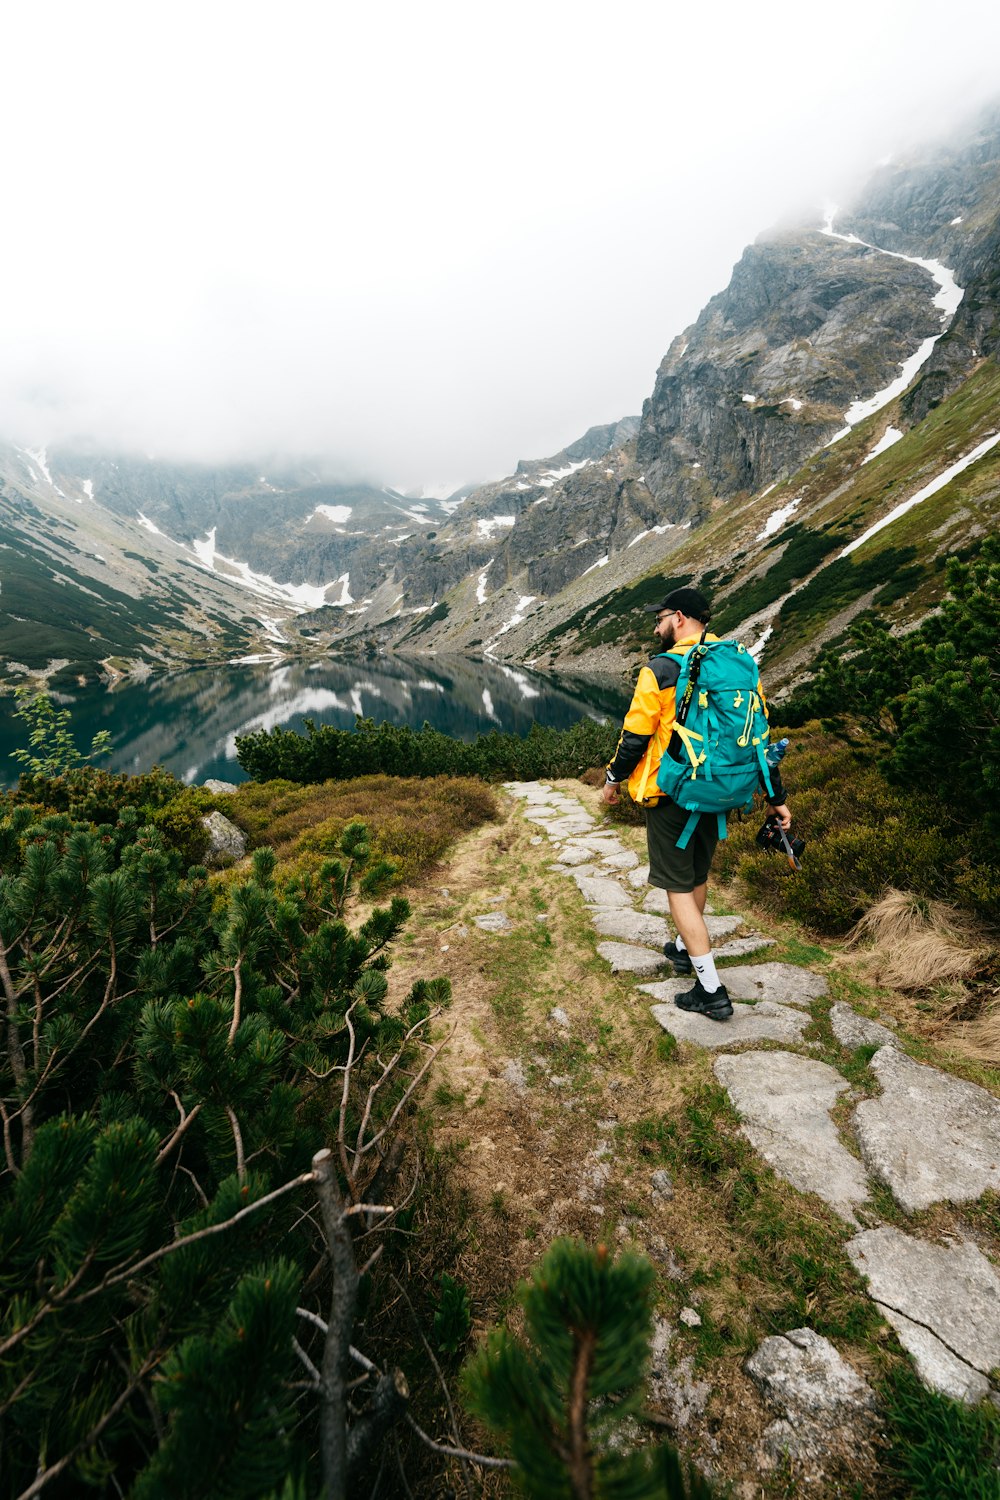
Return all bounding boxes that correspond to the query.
[657,621,676,649]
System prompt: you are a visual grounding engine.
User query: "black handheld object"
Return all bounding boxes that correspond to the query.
[756,814,805,872]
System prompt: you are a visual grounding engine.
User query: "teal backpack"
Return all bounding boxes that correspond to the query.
[654,635,775,850]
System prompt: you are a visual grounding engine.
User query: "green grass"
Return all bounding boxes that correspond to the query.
[881,1367,1000,1499]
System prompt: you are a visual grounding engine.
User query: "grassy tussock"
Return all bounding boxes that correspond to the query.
[844,888,986,990]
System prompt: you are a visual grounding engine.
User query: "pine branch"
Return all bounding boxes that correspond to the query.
[0,1170,317,1358]
[566,1328,597,1500]
[15,1351,158,1500]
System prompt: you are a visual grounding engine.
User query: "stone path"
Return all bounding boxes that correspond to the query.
[503,780,1000,1415]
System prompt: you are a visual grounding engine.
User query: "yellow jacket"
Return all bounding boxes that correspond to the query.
[606,632,719,804]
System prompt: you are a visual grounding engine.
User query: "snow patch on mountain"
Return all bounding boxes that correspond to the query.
[477,515,515,539]
[862,426,904,464]
[537,459,590,488]
[757,496,802,541]
[842,431,1000,557]
[484,595,537,656]
[820,209,964,441]
[311,504,353,524]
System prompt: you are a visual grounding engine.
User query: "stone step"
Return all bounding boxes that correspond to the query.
[590,908,670,948]
[847,1226,1000,1403]
[719,962,828,1009]
[645,987,813,1050]
[715,935,776,960]
[601,850,641,871]
[714,1051,869,1224]
[572,875,635,909]
[853,1046,1000,1213]
[597,941,668,974]
[829,1004,898,1050]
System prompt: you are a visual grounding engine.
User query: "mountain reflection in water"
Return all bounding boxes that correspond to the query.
[0,656,631,788]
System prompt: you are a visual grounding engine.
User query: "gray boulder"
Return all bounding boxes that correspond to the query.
[201,810,247,865]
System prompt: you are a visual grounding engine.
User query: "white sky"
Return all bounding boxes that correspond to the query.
[1,0,999,494]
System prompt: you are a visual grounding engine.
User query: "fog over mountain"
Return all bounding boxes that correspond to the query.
[3,1,1000,492]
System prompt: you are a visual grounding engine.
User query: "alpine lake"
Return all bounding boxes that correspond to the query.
[0,655,632,788]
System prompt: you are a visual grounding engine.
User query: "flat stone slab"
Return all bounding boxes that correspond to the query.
[590,908,670,947]
[715,935,776,960]
[538,816,597,838]
[597,941,667,974]
[552,845,594,867]
[552,862,598,881]
[474,911,512,932]
[504,781,553,799]
[601,851,641,871]
[847,1226,1000,1402]
[642,887,672,915]
[721,963,828,1009]
[648,993,812,1051]
[830,1003,898,1051]
[564,835,623,854]
[628,863,651,888]
[572,875,635,908]
[853,1046,1000,1213]
[715,1051,869,1222]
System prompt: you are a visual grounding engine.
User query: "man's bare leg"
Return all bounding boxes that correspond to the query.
[668,884,710,956]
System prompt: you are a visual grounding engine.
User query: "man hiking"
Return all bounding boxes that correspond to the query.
[601,585,792,1022]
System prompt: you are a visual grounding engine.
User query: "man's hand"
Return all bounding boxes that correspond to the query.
[770,802,792,831]
[602,781,620,805]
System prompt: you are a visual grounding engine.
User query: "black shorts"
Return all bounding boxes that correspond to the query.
[645,799,719,893]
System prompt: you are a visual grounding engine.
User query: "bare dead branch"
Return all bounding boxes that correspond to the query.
[227,958,243,1045]
[225,1105,246,1184]
[405,1415,516,1472]
[155,1096,203,1166]
[356,1028,452,1170]
[293,1336,322,1386]
[313,1147,360,1500]
[296,1305,329,1337]
[337,1003,359,1190]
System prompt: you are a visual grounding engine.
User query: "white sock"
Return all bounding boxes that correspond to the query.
[674,933,687,952]
[691,952,721,992]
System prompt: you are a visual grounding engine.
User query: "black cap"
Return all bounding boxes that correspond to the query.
[644,585,711,622]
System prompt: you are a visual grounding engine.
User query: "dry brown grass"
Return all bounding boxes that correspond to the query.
[228,773,500,881]
[943,1000,1000,1066]
[842,887,987,991]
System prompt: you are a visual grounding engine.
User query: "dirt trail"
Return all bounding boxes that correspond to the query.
[385,778,1000,1498]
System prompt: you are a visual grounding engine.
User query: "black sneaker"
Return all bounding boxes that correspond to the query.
[674,980,733,1022]
[663,940,693,976]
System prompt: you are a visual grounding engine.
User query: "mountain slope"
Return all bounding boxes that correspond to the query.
[3,107,1000,694]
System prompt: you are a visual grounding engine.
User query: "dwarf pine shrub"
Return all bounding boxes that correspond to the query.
[236,715,619,786]
[0,797,447,1496]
